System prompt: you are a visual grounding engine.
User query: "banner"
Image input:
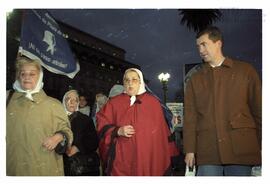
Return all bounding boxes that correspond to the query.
[166,102,183,128]
[19,9,79,78]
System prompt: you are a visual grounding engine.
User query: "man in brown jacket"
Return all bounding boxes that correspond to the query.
[183,26,261,176]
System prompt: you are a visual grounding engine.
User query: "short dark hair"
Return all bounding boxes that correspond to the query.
[196,26,223,43]
[79,93,89,102]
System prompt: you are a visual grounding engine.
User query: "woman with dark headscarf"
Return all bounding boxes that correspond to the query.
[62,90,100,176]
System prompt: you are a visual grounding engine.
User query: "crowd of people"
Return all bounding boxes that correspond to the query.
[6,26,261,176]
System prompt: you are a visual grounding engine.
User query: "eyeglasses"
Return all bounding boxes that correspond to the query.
[123,78,140,84]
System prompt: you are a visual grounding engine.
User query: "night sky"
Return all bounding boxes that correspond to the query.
[49,9,262,102]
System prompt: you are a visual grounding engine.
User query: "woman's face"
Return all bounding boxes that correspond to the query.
[123,71,140,96]
[19,64,40,90]
[65,92,79,113]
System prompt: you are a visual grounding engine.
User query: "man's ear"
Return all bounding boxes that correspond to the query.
[217,40,223,48]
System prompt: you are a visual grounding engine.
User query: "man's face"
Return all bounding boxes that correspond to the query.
[196,34,221,63]
[123,71,140,96]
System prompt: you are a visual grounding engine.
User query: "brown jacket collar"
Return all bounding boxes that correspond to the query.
[202,57,233,73]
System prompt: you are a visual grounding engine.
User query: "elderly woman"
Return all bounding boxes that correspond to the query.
[91,93,108,127]
[62,90,100,176]
[96,68,178,176]
[95,93,108,113]
[6,56,73,176]
[108,84,124,98]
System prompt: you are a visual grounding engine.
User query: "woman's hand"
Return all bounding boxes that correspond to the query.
[117,125,135,137]
[42,133,63,151]
[66,145,79,157]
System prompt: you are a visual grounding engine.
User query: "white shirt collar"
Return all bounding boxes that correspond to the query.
[210,58,225,68]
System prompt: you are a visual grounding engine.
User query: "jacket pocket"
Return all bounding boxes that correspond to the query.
[230,112,256,129]
[229,113,260,156]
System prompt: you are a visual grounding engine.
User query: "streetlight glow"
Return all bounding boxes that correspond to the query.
[158,72,170,82]
[158,72,170,104]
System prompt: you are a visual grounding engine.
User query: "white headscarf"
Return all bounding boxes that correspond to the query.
[123,68,146,106]
[108,84,124,98]
[95,94,108,113]
[62,90,79,115]
[13,70,44,101]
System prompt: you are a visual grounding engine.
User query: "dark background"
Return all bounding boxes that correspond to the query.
[49,9,262,102]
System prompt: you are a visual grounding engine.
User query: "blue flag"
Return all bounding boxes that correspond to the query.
[19,9,79,78]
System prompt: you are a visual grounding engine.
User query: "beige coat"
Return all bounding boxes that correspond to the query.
[183,58,261,165]
[6,90,73,176]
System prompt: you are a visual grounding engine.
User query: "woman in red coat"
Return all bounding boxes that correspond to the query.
[97,68,178,176]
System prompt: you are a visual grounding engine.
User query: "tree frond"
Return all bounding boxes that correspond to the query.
[178,9,222,33]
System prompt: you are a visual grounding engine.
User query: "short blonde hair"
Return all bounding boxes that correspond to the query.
[15,56,42,80]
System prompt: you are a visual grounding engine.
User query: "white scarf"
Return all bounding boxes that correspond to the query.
[108,84,124,98]
[123,68,146,106]
[13,71,44,101]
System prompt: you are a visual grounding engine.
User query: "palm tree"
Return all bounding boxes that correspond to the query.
[179,9,222,33]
